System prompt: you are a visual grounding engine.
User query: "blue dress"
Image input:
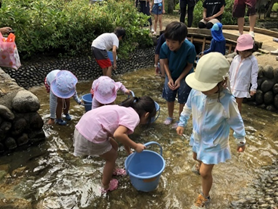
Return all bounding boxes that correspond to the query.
[178,89,246,165]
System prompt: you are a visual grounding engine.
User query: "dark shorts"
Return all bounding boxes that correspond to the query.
[151,3,163,15]
[91,46,112,69]
[233,0,256,17]
[162,74,192,104]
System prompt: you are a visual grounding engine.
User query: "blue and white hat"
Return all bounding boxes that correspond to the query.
[51,70,78,98]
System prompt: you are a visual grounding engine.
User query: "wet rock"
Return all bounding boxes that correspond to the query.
[12,90,40,113]
[0,105,14,120]
[4,137,17,150]
[273,83,278,94]
[0,121,12,134]
[16,133,29,146]
[261,79,275,92]
[263,65,274,79]
[12,118,27,136]
[255,90,264,105]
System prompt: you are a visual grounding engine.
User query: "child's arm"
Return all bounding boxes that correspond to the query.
[250,57,259,96]
[162,0,165,13]
[206,5,224,21]
[163,59,176,90]
[112,45,117,70]
[113,125,145,154]
[226,99,246,151]
[174,62,193,89]
[72,91,82,104]
[115,81,130,95]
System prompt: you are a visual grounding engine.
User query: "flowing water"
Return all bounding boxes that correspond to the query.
[0,68,278,208]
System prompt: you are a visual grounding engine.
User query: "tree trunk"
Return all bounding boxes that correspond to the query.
[265,0,276,18]
[168,0,174,14]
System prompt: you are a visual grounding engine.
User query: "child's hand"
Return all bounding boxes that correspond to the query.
[125,90,131,95]
[237,145,245,152]
[79,100,84,105]
[250,90,256,96]
[173,80,181,90]
[168,78,176,90]
[176,126,184,136]
[135,143,145,153]
[113,63,117,70]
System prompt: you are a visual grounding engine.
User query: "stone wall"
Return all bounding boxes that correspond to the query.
[0,69,45,154]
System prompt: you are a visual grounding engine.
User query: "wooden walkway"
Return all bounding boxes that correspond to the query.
[186,26,278,53]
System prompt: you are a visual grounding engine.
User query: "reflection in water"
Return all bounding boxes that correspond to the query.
[0,68,277,208]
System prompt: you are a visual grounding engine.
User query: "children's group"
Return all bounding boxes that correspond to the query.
[43,1,260,207]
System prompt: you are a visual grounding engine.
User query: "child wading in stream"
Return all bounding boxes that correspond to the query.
[176,52,246,209]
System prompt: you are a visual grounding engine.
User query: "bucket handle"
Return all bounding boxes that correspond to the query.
[126,141,163,175]
[144,141,163,156]
[128,90,135,98]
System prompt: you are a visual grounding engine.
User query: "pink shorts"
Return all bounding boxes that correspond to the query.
[233,0,256,17]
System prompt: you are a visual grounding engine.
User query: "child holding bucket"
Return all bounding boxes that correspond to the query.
[91,27,126,78]
[73,96,156,193]
[90,76,131,110]
[44,70,82,125]
[176,53,246,208]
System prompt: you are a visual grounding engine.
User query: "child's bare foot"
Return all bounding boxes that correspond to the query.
[101,179,118,193]
[47,118,55,125]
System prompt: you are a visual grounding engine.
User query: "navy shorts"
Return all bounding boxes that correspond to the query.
[162,74,192,104]
[151,3,163,15]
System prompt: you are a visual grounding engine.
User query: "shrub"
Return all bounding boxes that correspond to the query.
[0,0,153,59]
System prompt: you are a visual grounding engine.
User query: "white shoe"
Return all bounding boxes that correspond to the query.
[270,49,278,55]
[249,31,255,38]
[273,38,278,42]
[151,28,154,33]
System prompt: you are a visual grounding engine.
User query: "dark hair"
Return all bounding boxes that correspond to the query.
[114,27,126,39]
[164,21,187,43]
[120,96,156,123]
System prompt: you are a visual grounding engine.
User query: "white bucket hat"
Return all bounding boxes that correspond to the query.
[186,52,230,92]
[93,76,117,104]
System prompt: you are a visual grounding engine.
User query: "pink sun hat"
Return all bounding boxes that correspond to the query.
[235,34,254,51]
[93,76,117,104]
[51,70,78,98]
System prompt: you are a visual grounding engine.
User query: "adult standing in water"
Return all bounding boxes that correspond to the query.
[179,0,198,27]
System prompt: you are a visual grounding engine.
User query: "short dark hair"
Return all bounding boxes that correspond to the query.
[114,27,126,39]
[164,21,187,43]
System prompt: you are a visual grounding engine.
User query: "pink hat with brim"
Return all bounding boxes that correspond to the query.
[93,76,117,104]
[51,70,78,98]
[235,34,254,51]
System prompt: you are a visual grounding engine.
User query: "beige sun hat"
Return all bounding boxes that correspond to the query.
[186,52,230,92]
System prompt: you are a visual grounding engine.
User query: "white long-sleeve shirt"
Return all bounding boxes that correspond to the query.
[229,54,258,92]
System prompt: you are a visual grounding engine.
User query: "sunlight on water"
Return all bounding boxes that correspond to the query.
[0,68,277,208]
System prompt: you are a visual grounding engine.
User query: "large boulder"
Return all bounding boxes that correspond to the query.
[0,105,14,120]
[12,90,40,113]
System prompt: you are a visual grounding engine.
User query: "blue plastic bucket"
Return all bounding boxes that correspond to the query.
[107,51,117,64]
[82,93,92,112]
[125,141,165,192]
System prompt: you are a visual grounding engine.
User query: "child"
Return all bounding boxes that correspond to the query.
[154,31,165,77]
[45,70,82,125]
[198,0,225,29]
[176,52,246,208]
[229,34,258,113]
[150,0,165,35]
[91,27,126,78]
[160,21,196,128]
[202,22,226,55]
[73,96,156,192]
[90,76,131,109]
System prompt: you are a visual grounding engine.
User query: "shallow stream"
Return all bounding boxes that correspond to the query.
[0,68,278,208]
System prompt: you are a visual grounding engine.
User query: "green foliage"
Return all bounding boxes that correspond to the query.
[0,0,153,59]
[192,0,237,27]
[272,3,278,12]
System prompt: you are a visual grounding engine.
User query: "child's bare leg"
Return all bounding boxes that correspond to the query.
[167,101,175,118]
[235,97,243,113]
[56,97,64,120]
[237,17,244,35]
[102,66,113,78]
[63,98,70,115]
[158,14,163,31]
[199,163,214,197]
[193,152,202,166]
[109,137,118,152]
[154,15,158,33]
[100,148,118,189]
[179,103,185,118]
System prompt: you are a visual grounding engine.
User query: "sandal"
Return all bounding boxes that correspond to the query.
[112,168,126,176]
[163,117,173,125]
[192,164,200,175]
[101,179,118,194]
